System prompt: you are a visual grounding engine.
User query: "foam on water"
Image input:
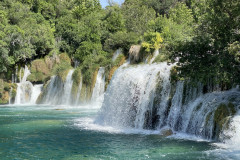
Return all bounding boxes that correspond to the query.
[15,66,43,105]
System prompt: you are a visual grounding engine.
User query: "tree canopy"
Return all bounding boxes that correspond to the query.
[0,0,239,87]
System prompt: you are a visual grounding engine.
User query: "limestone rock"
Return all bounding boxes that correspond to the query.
[129,45,141,64]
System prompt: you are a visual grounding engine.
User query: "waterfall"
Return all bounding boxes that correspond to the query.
[15,66,43,104]
[61,69,74,105]
[75,77,83,106]
[112,49,122,61]
[150,50,159,64]
[166,81,184,130]
[91,67,105,106]
[9,87,12,104]
[95,63,240,140]
[30,84,43,104]
[39,69,75,105]
[96,63,173,128]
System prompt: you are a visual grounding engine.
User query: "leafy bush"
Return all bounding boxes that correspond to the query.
[104,31,139,54]
[142,32,163,53]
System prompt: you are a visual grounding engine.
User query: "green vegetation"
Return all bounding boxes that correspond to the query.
[0,79,17,104]
[0,0,239,91]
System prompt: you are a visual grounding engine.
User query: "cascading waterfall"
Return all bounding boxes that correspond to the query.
[166,81,184,130]
[91,67,105,106]
[9,87,12,104]
[15,66,43,104]
[75,77,83,106]
[61,69,74,105]
[30,84,43,104]
[95,62,240,140]
[96,63,173,128]
[39,69,75,105]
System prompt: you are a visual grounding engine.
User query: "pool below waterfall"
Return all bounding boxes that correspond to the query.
[0,105,238,160]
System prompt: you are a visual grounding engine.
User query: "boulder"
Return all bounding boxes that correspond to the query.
[160,128,173,137]
[129,45,141,64]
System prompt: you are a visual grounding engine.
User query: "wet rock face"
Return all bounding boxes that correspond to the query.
[213,103,236,139]
[129,45,141,64]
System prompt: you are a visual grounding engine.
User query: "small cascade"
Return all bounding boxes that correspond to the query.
[150,50,159,64]
[91,67,105,106]
[39,69,75,105]
[95,62,240,140]
[61,69,74,105]
[30,84,43,104]
[41,76,62,104]
[74,59,80,68]
[166,81,184,129]
[112,49,122,61]
[75,77,83,106]
[12,74,14,83]
[15,66,42,104]
[9,87,12,104]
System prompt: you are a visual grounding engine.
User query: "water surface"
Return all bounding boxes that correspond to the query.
[0,105,234,160]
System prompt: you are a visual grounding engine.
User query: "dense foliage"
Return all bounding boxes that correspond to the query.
[0,0,239,87]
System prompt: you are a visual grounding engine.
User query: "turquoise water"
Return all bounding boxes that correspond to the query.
[0,105,232,160]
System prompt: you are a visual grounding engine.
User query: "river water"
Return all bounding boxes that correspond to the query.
[0,104,236,160]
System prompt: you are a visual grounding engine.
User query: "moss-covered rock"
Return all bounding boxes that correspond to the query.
[71,68,82,100]
[213,103,236,139]
[27,53,72,83]
[28,59,50,83]
[106,54,126,88]
[0,79,17,104]
[79,84,92,103]
[91,67,99,92]
[36,80,51,104]
[0,91,9,104]
[59,53,71,65]
[52,62,72,82]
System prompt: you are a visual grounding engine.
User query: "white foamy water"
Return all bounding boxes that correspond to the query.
[94,62,240,141]
[30,84,43,104]
[95,63,173,129]
[39,69,74,105]
[15,66,43,105]
[75,117,162,135]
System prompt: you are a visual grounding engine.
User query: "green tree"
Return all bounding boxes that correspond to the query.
[104,5,125,33]
[174,0,240,86]
[122,0,156,35]
[72,0,101,20]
